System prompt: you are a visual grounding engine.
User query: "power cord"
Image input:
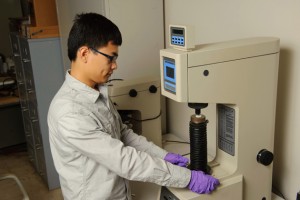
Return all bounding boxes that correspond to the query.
[125,110,162,122]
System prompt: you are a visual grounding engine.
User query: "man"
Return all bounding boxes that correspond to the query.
[48,13,219,200]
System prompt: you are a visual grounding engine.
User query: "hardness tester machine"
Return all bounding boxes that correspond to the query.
[160,25,280,200]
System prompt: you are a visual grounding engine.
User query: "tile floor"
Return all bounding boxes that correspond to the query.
[0,144,63,200]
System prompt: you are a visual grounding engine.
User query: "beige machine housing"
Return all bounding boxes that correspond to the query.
[108,77,163,200]
[160,37,280,200]
[108,77,162,147]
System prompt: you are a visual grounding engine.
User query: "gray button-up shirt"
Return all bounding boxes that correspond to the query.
[48,72,191,200]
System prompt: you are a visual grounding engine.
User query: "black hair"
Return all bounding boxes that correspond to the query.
[67,13,122,61]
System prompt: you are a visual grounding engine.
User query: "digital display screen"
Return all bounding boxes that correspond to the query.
[166,66,174,78]
[172,29,184,35]
[163,57,176,94]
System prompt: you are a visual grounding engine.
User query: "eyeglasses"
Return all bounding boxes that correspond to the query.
[90,47,118,63]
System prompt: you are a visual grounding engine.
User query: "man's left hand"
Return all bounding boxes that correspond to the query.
[164,153,189,167]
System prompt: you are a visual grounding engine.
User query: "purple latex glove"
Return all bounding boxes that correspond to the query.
[164,153,189,167]
[188,170,220,194]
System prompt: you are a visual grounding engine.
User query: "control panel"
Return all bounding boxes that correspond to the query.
[169,25,195,50]
[170,27,185,47]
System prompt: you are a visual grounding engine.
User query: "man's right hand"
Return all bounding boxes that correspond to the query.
[187,170,220,194]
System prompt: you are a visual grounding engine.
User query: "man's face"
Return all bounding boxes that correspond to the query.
[85,41,119,85]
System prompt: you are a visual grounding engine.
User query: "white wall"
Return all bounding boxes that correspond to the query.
[55,0,164,80]
[164,0,300,199]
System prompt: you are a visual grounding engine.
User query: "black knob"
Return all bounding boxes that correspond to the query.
[129,89,138,97]
[257,149,274,166]
[149,85,157,93]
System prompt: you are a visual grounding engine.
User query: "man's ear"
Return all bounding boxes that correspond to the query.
[77,46,90,63]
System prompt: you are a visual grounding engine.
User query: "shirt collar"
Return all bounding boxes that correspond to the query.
[65,70,108,103]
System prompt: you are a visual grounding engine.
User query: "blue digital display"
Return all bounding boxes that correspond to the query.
[163,57,176,94]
